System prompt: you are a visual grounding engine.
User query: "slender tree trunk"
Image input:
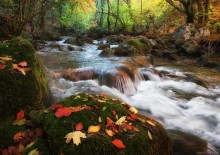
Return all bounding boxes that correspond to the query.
[114,0,119,32]
[107,0,111,33]
[204,0,210,24]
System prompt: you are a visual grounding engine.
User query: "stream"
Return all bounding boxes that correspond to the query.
[38,38,220,149]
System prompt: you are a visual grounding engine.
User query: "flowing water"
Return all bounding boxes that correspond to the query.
[38,38,220,149]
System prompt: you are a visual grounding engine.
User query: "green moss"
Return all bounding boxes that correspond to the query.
[30,94,172,155]
[0,117,26,149]
[0,37,51,118]
[127,39,148,55]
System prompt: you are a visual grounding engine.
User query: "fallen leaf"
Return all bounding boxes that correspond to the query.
[28,149,40,155]
[0,64,5,70]
[18,61,27,67]
[88,125,101,133]
[115,116,126,125]
[105,129,114,137]
[127,116,134,121]
[19,144,25,153]
[98,116,102,123]
[16,109,25,120]
[13,118,26,126]
[74,95,81,100]
[112,139,126,149]
[12,64,31,75]
[102,107,106,111]
[129,106,138,114]
[71,105,82,112]
[148,130,153,140]
[132,126,139,132]
[55,107,72,118]
[94,105,100,109]
[129,114,138,120]
[65,131,87,145]
[97,99,106,103]
[50,104,63,110]
[26,141,35,149]
[112,110,116,116]
[125,123,132,130]
[13,132,25,142]
[106,117,114,127]
[76,123,83,131]
[0,56,12,61]
[146,120,155,127]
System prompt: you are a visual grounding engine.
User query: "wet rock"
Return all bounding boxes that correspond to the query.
[0,37,51,117]
[180,40,200,57]
[168,130,218,155]
[64,37,77,45]
[106,34,128,44]
[171,24,210,41]
[99,48,115,57]
[97,43,110,50]
[151,49,163,57]
[127,39,151,55]
[185,74,209,88]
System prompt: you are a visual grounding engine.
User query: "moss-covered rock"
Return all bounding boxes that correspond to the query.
[30,94,173,155]
[0,37,51,118]
[127,39,150,55]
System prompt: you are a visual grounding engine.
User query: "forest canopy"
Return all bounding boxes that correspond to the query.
[0,0,219,36]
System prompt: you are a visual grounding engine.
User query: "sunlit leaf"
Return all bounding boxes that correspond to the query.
[28,149,40,155]
[74,95,81,99]
[115,116,126,125]
[65,131,87,145]
[0,56,12,61]
[129,106,138,114]
[129,114,137,120]
[148,130,153,140]
[102,107,106,111]
[18,61,27,67]
[146,120,156,127]
[76,123,83,131]
[106,117,114,127]
[98,116,102,123]
[105,129,114,137]
[55,107,72,117]
[26,141,35,149]
[98,99,106,103]
[13,118,26,126]
[88,125,101,133]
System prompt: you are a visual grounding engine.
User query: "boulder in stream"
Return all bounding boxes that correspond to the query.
[0,37,52,118]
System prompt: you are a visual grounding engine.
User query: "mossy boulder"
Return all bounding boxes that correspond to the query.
[30,94,173,155]
[0,37,51,118]
[127,39,150,55]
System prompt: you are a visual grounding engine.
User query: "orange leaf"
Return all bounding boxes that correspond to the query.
[127,116,134,121]
[106,117,114,128]
[132,126,140,132]
[112,139,126,149]
[112,110,116,116]
[88,125,101,133]
[129,114,137,120]
[0,56,12,61]
[125,123,132,130]
[55,107,72,118]
[18,61,27,67]
[16,109,24,120]
[146,120,156,127]
[50,104,63,110]
[105,129,114,137]
[76,123,83,131]
[13,132,25,142]
[71,105,82,112]
[97,99,106,103]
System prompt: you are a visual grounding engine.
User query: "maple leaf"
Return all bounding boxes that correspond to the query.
[18,61,27,67]
[129,106,138,114]
[13,118,26,126]
[112,139,126,149]
[55,107,72,118]
[105,129,114,137]
[65,131,87,146]
[115,116,126,125]
[88,125,101,133]
[16,109,25,120]
[76,123,83,131]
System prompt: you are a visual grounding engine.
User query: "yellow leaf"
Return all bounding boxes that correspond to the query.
[102,107,106,111]
[146,120,155,127]
[28,149,40,155]
[13,118,26,126]
[115,116,126,125]
[74,95,81,99]
[26,141,35,149]
[148,130,153,140]
[0,56,12,61]
[129,106,138,114]
[105,129,114,137]
[98,116,102,123]
[19,144,25,153]
[98,99,106,103]
[88,125,101,133]
[65,131,87,146]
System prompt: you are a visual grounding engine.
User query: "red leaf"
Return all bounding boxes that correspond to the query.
[125,123,132,130]
[13,132,25,142]
[18,61,27,67]
[0,64,5,70]
[112,139,126,149]
[94,105,100,109]
[16,109,24,120]
[129,114,138,120]
[106,117,114,128]
[75,123,83,131]
[132,126,139,132]
[71,105,82,112]
[55,107,72,118]
[50,104,63,110]
[112,110,116,116]
[127,116,134,121]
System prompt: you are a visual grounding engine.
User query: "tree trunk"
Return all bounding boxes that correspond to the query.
[114,0,119,32]
[107,0,111,33]
[204,0,210,24]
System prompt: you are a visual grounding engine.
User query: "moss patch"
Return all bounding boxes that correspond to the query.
[127,39,149,55]
[0,37,51,118]
[30,93,172,155]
